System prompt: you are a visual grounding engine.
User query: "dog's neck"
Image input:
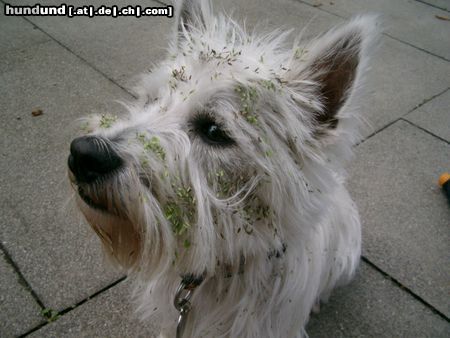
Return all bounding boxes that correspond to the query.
[173,243,287,337]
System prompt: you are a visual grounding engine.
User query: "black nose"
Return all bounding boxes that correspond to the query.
[68,136,122,183]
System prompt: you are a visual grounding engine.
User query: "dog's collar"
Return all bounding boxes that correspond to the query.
[174,274,204,338]
[173,243,287,337]
[173,254,245,337]
[179,273,205,289]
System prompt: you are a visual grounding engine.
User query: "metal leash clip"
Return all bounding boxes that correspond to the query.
[173,275,204,338]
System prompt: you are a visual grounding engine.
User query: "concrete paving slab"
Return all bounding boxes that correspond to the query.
[300,0,450,60]
[348,120,450,318]
[359,36,449,137]
[405,89,450,142]
[29,279,159,338]
[0,10,50,54]
[8,0,173,90]
[0,250,44,338]
[28,262,450,337]
[0,40,129,311]
[11,0,343,90]
[212,0,342,40]
[361,37,450,136]
[307,261,450,337]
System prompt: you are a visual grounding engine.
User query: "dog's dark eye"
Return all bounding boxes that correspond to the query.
[192,115,234,146]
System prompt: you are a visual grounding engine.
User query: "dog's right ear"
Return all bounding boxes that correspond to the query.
[285,15,380,139]
[174,0,210,46]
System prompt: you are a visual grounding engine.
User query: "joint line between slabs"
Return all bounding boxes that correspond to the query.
[19,276,127,337]
[0,242,46,309]
[0,0,137,101]
[357,86,449,146]
[400,118,450,144]
[385,33,450,63]
[405,87,450,115]
[361,256,450,322]
[294,0,450,62]
[414,0,450,13]
[356,117,401,147]
[153,0,169,6]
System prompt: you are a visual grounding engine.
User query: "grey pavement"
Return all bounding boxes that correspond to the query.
[0,0,449,337]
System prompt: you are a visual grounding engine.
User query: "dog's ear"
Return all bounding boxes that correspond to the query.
[175,0,210,44]
[287,15,380,134]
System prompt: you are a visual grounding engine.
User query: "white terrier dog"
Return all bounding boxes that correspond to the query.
[68,1,378,337]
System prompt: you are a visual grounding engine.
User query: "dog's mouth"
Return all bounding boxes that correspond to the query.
[69,163,158,217]
[73,176,153,216]
[68,169,116,213]
[77,185,109,212]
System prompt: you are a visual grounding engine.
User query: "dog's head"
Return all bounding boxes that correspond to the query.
[68,0,378,278]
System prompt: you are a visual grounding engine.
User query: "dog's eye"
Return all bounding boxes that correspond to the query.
[192,115,234,146]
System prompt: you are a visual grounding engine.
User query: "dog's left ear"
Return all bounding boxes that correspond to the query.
[174,0,210,45]
[287,15,380,134]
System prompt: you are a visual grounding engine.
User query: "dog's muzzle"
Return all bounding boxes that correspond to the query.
[68,136,123,211]
[68,136,122,184]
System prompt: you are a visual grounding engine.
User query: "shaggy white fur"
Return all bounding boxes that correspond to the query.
[69,1,380,337]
